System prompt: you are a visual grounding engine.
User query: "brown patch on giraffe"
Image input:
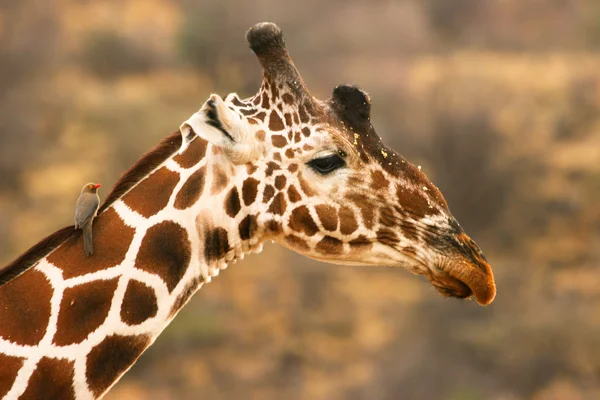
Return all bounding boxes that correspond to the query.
[315,204,338,232]
[21,357,75,400]
[346,192,375,229]
[0,269,51,346]
[288,164,298,173]
[299,105,309,123]
[54,278,119,346]
[339,206,359,235]
[271,83,279,99]
[0,355,22,397]
[239,214,258,241]
[269,110,285,131]
[400,220,419,241]
[261,91,269,109]
[265,220,283,236]
[289,206,319,236]
[211,164,229,195]
[293,113,300,125]
[287,185,302,203]
[271,135,287,148]
[47,208,135,278]
[224,187,242,218]
[297,172,316,196]
[284,113,292,127]
[282,93,294,105]
[265,161,280,177]
[246,163,258,175]
[86,334,151,397]
[294,131,302,143]
[302,144,314,151]
[316,236,343,255]
[242,177,259,206]
[239,108,255,116]
[349,235,372,251]
[379,206,397,227]
[135,221,191,293]
[204,227,230,262]
[403,246,417,256]
[287,131,293,141]
[255,111,266,122]
[122,167,179,218]
[377,228,400,246]
[255,130,266,141]
[301,127,311,137]
[174,166,206,210]
[273,152,282,162]
[274,175,287,190]
[121,280,158,326]
[268,192,287,215]
[231,96,245,107]
[253,95,261,105]
[173,137,208,168]
[263,184,275,203]
[285,235,309,251]
[396,185,433,219]
[371,170,389,190]
[285,148,295,158]
[248,118,259,125]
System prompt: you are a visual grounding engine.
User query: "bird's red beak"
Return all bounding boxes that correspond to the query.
[94,184,101,189]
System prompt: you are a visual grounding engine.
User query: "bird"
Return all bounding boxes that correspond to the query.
[74,182,101,256]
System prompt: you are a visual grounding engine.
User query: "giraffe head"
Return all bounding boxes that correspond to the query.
[180,23,496,305]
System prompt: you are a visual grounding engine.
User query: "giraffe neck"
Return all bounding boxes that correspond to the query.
[0,135,262,399]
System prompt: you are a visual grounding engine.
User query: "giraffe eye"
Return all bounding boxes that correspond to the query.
[307,154,345,175]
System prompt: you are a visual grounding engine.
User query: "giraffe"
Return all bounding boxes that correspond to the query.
[0,22,496,399]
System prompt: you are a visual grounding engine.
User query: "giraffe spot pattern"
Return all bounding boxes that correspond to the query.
[269,110,285,131]
[86,334,150,397]
[255,130,266,142]
[396,185,434,219]
[172,137,207,168]
[289,206,319,236]
[347,193,375,229]
[339,206,359,235]
[284,113,292,127]
[53,278,119,346]
[301,127,311,137]
[238,214,258,241]
[273,152,282,162]
[122,167,179,218]
[204,227,230,263]
[282,93,294,104]
[379,206,397,227]
[174,166,206,210]
[371,170,389,190]
[377,228,400,246]
[265,220,283,235]
[349,235,372,251]
[135,221,191,293]
[255,111,266,121]
[47,208,135,279]
[224,187,241,218]
[267,192,287,215]
[271,135,287,148]
[261,92,269,109]
[285,148,295,158]
[403,246,418,256]
[246,163,258,175]
[265,161,280,177]
[0,354,23,398]
[211,164,229,195]
[274,175,287,190]
[0,269,52,346]
[121,280,158,326]
[400,220,419,241]
[287,185,302,203]
[288,164,298,173]
[285,235,309,251]
[315,204,338,232]
[316,236,344,254]
[297,172,315,196]
[263,185,275,203]
[20,357,75,400]
[242,177,259,206]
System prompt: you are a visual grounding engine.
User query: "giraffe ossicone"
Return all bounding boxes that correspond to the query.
[0,22,495,399]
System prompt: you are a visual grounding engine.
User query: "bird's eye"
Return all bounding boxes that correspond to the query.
[89,185,93,189]
[307,153,346,175]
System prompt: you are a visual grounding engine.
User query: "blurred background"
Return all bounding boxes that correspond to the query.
[1,0,599,399]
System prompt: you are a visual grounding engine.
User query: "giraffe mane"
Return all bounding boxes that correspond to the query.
[0,131,183,285]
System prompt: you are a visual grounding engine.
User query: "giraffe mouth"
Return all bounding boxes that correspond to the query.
[427,259,496,306]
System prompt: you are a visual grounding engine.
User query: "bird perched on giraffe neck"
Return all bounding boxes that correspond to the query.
[74,182,101,256]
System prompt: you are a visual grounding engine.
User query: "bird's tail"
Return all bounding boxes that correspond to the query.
[83,223,94,256]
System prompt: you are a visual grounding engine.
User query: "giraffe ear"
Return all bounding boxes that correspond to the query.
[180,94,262,164]
[330,85,372,133]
